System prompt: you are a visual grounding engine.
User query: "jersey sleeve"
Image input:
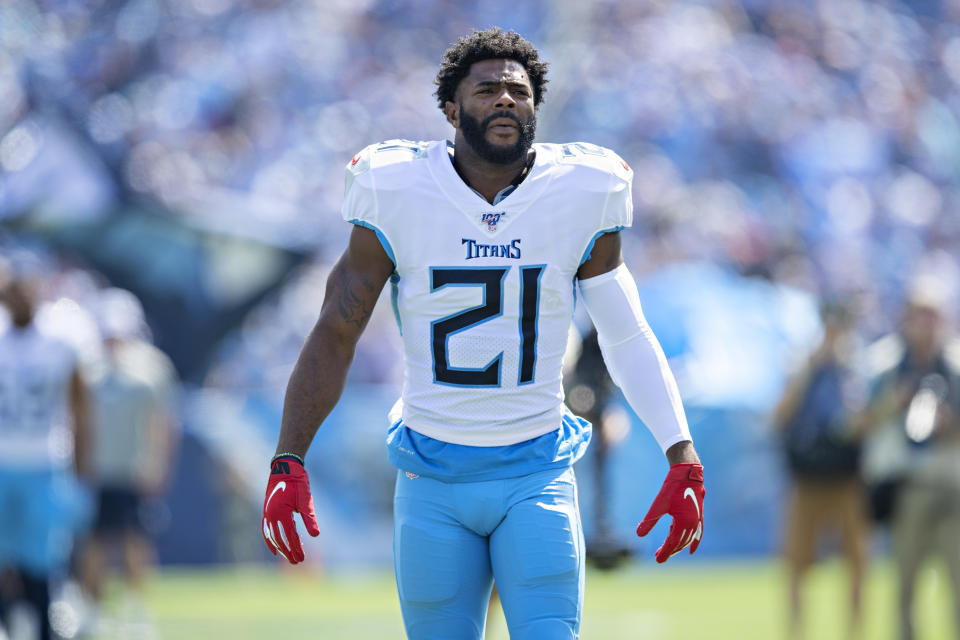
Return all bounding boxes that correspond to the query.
[341,143,400,266]
[599,148,633,232]
[341,143,380,228]
[567,144,634,266]
[341,141,429,268]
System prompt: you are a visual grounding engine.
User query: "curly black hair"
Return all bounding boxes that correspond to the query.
[435,28,549,110]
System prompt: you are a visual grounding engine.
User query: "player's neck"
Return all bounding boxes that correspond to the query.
[451,140,533,205]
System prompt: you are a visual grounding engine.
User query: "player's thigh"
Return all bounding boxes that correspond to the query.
[5,471,70,574]
[0,471,26,565]
[490,467,584,640]
[393,473,493,640]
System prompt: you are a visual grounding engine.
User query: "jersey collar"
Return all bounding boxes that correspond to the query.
[447,142,534,205]
[427,140,556,237]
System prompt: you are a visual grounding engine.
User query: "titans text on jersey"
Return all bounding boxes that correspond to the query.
[462,238,522,260]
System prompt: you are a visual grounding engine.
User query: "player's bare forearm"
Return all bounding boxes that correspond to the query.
[275,320,356,457]
[665,440,700,465]
[274,226,393,459]
[70,369,92,478]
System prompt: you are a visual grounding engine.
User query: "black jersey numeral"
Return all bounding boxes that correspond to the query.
[430,266,546,387]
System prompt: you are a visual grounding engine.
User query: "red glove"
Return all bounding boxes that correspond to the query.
[636,463,705,563]
[262,455,320,564]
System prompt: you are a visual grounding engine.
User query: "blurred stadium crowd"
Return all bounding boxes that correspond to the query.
[4,0,960,637]
[4,0,960,307]
[2,0,960,566]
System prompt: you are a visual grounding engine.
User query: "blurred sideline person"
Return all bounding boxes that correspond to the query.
[566,327,633,570]
[0,261,91,640]
[861,281,960,640]
[78,288,178,636]
[774,303,869,640]
[261,29,705,640]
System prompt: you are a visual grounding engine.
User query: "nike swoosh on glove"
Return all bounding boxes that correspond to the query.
[262,456,320,564]
[636,463,705,563]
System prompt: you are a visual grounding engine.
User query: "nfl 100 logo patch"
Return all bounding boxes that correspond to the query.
[481,211,506,231]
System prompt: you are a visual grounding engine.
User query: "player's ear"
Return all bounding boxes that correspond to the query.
[444,101,459,127]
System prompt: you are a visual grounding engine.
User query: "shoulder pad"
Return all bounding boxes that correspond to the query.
[549,142,632,183]
[346,139,430,177]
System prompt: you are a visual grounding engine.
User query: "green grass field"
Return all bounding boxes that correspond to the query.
[107,559,955,640]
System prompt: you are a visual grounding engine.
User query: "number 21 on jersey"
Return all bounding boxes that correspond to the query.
[430,265,545,388]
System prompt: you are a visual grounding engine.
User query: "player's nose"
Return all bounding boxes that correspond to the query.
[494,88,516,109]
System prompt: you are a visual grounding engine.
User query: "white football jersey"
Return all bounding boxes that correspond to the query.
[343,139,633,446]
[0,325,78,469]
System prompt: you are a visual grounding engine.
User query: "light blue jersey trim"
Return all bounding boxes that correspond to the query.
[579,226,626,266]
[389,272,402,334]
[386,407,592,483]
[348,219,396,267]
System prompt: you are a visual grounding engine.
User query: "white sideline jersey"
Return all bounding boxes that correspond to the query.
[0,325,78,469]
[343,139,632,446]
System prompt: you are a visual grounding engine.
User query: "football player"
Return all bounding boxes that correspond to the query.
[0,261,91,640]
[263,28,705,639]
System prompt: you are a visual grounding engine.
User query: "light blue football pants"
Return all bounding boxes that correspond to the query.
[393,466,584,640]
[0,469,82,575]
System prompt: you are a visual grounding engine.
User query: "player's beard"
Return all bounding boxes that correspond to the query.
[459,105,536,164]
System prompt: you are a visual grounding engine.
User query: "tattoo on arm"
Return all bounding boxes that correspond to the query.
[334,269,377,330]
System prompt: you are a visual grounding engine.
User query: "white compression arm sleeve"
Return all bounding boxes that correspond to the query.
[578,263,691,452]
